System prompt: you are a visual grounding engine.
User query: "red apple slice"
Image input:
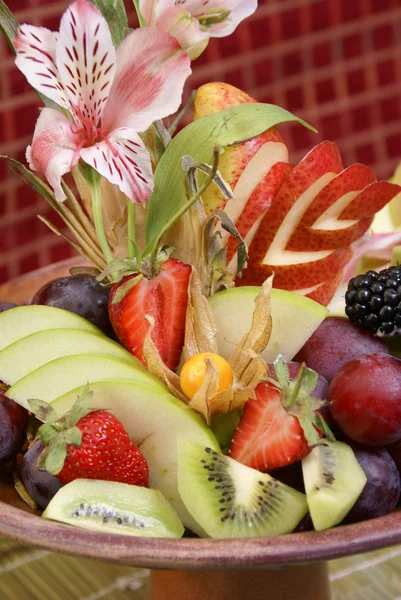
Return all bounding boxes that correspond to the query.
[237,140,401,304]
[194,82,289,217]
[226,161,293,264]
[302,272,347,306]
[234,141,344,281]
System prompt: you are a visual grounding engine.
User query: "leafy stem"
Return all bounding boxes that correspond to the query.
[84,164,113,265]
[127,200,136,258]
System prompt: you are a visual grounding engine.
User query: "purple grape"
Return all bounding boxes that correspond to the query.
[294,317,388,383]
[344,445,400,523]
[21,440,63,509]
[0,302,17,312]
[272,461,305,493]
[0,390,29,464]
[32,274,114,337]
[386,438,401,476]
[294,512,313,532]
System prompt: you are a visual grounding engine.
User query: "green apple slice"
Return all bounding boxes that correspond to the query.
[7,354,167,410]
[0,329,139,387]
[0,305,103,352]
[50,380,219,533]
[209,287,328,362]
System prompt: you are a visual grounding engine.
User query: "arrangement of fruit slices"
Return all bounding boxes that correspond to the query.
[1,262,401,541]
[2,0,401,548]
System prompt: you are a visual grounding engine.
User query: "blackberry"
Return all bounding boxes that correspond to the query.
[345,265,401,336]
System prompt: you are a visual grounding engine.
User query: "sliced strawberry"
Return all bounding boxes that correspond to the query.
[109,258,192,371]
[229,358,331,471]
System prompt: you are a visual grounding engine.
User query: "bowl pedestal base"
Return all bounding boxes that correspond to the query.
[150,562,331,600]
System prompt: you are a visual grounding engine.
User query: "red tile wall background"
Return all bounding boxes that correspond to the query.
[1,0,401,284]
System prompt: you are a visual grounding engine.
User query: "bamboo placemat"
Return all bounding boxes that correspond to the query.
[1,540,401,599]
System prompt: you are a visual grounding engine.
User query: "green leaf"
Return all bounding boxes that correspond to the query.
[28,399,59,424]
[70,384,94,425]
[132,0,146,27]
[146,103,316,246]
[63,426,83,446]
[0,0,18,53]
[111,273,143,304]
[313,411,336,443]
[90,0,129,46]
[297,415,321,447]
[45,440,67,475]
[273,354,290,388]
[38,423,59,446]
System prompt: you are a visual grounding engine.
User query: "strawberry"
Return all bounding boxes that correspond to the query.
[31,388,148,486]
[229,357,333,471]
[109,257,192,371]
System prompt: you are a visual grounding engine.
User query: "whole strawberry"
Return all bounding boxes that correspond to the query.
[30,388,149,486]
[229,356,334,471]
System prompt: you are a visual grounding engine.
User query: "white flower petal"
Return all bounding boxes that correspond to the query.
[102,27,191,133]
[342,232,401,282]
[80,128,154,203]
[14,24,69,110]
[28,108,80,202]
[155,7,209,59]
[139,0,174,24]
[57,0,116,129]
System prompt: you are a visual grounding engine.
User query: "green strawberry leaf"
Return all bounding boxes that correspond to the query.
[70,384,95,425]
[111,273,143,304]
[45,440,68,475]
[273,355,290,388]
[312,411,336,442]
[28,399,59,424]
[38,423,59,446]
[145,103,316,248]
[297,415,321,447]
[63,426,83,446]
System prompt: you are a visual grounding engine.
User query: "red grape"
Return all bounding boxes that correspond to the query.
[329,354,401,445]
[0,388,29,463]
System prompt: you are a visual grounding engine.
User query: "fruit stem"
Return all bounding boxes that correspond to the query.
[85,166,113,265]
[127,200,136,258]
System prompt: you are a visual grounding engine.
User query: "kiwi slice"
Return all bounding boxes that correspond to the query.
[177,438,308,538]
[302,440,367,531]
[43,479,184,538]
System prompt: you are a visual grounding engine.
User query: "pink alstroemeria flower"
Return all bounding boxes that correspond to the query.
[14,0,191,203]
[139,0,258,59]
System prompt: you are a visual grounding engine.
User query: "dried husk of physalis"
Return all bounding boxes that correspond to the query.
[142,270,273,424]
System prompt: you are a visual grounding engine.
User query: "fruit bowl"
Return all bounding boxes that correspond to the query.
[1,259,401,600]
